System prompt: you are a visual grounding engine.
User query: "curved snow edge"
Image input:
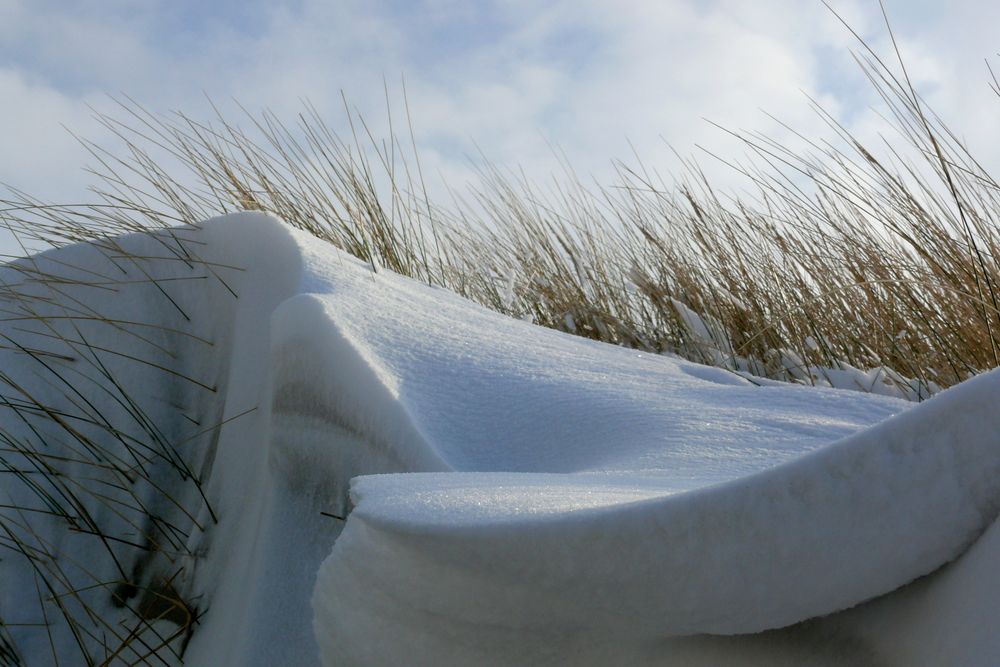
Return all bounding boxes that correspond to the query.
[312,369,1000,664]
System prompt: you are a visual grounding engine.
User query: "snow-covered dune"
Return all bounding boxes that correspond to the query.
[292,231,1000,664]
[3,213,999,666]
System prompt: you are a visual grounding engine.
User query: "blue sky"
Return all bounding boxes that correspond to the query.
[2,0,999,204]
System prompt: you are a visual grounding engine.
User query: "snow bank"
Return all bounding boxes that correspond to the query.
[5,212,999,666]
[311,370,1000,665]
[288,217,1000,664]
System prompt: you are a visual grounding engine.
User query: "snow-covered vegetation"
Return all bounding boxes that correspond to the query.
[4,21,1000,667]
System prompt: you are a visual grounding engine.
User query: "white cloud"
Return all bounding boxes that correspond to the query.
[1,0,999,206]
[0,68,107,201]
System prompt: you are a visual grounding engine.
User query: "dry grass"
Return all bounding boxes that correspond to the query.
[6,41,994,399]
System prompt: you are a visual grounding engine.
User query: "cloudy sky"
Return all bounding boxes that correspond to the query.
[2,0,999,204]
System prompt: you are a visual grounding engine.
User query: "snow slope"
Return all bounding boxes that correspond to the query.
[3,213,1000,666]
[296,239,1000,664]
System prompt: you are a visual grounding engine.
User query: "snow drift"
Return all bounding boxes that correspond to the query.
[3,213,999,666]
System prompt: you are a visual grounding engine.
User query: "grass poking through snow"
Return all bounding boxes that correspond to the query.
[5,39,997,400]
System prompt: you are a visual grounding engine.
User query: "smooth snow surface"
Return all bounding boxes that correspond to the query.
[5,213,1000,666]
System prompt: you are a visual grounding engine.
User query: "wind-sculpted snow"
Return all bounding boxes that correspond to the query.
[4,213,1000,666]
[293,236,1000,664]
[313,372,1000,665]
